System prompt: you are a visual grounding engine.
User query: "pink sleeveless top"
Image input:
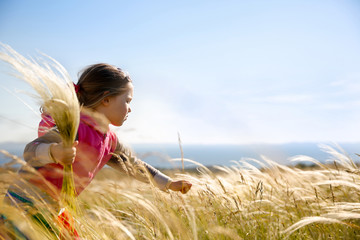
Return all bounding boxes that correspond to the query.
[33,113,117,196]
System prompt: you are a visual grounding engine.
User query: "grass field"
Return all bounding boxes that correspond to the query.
[1,144,360,239]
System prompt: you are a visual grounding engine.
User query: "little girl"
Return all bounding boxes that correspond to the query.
[5,64,192,233]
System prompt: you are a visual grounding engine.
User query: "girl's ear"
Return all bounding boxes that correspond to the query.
[101,96,111,106]
[100,91,111,106]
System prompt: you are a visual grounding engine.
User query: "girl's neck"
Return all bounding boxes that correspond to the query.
[81,107,110,133]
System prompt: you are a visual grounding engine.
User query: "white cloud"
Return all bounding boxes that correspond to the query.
[321,100,360,110]
[330,74,360,94]
[250,94,314,104]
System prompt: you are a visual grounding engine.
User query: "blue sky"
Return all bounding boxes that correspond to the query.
[0,0,360,144]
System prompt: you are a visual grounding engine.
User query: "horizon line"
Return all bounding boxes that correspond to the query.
[0,140,359,146]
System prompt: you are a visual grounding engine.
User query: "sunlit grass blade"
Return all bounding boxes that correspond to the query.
[0,43,80,216]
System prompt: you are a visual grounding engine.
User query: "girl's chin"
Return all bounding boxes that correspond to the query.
[111,118,127,127]
[113,121,125,127]
[111,122,122,127]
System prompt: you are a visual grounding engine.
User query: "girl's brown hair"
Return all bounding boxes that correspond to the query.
[76,63,132,108]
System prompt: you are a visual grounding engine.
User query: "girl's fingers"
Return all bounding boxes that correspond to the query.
[62,145,77,164]
[182,182,192,194]
[168,180,192,194]
[64,148,76,157]
[179,181,192,194]
[51,142,77,165]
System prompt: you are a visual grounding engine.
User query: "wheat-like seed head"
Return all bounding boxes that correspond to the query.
[0,43,80,147]
[0,43,80,215]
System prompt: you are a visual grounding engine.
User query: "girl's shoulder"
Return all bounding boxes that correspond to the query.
[38,113,55,137]
[80,108,110,134]
[37,110,117,151]
[78,111,117,150]
[38,109,112,138]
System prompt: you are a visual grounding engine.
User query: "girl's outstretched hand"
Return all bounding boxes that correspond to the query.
[169,180,192,194]
[50,141,78,165]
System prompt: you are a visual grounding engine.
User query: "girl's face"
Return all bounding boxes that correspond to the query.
[103,83,134,126]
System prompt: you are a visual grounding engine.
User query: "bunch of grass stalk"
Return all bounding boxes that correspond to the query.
[0,43,80,214]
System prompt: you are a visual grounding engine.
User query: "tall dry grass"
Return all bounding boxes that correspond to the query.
[0,43,80,213]
[1,144,360,239]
